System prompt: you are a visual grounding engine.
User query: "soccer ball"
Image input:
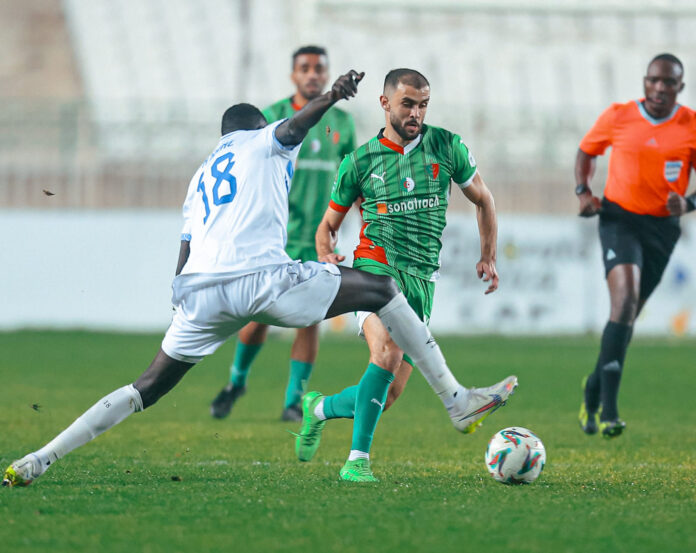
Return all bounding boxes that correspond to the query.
[484,427,546,484]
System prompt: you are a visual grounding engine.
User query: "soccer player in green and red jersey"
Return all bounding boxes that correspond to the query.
[295,68,517,482]
[210,46,356,421]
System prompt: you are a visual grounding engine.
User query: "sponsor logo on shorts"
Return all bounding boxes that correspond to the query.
[376,195,440,215]
[664,160,683,182]
[606,248,617,261]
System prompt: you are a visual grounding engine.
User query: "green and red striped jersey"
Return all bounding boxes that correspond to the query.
[330,125,477,280]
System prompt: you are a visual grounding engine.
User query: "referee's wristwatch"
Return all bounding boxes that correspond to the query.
[575,183,591,196]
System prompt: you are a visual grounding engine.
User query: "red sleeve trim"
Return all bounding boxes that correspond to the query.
[329,199,351,213]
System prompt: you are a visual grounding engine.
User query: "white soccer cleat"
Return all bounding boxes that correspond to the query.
[2,454,44,488]
[448,376,518,434]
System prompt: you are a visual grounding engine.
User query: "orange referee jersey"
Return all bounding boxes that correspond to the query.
[579,99,696,216]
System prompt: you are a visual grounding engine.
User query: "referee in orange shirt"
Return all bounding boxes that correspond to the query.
[576,53,696,438]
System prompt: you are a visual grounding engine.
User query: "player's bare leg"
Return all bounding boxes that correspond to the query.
[386,360,413,410]
[327,266,516,427]
[4,350,194,487]
[210,322,269,418]
[581,264,638,438]
[295,266,517,480]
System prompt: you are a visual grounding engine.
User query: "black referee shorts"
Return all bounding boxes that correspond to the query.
[598,198,681,300]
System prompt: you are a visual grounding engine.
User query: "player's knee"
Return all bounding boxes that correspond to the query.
[611,292,638,324]
[371,343,403,372]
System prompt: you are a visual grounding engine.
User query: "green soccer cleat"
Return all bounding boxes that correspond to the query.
[295,392,326,462]
[2,454,42,488]
[579,376,599,435]
[600,418,626,439]
[339,458,379,483]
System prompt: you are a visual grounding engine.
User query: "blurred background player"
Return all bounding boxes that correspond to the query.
[576,53,696,438]
[210,45,357,422]
[295,68,515,482]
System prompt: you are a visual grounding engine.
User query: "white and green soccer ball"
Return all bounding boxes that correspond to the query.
[485,427,546,484]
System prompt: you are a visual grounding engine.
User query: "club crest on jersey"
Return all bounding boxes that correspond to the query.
[310,139,321,153]
[427,163,440,179]
[664,160,683,182]
[402,177,415,192]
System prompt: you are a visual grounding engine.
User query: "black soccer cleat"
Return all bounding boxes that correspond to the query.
[210,384,246,419]
[280,403,302,422]
[600,418,626,439]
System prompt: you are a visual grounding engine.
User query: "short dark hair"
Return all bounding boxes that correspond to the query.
[648,53,684,74]
[221,103,267,135]
[292,45,328,68]
[383,68,430,93]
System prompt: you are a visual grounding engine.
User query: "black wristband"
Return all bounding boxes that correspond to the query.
[686,193,696,213]
[575,183,590,196]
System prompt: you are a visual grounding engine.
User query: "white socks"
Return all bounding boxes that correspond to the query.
[33,384,143,472]
[348,450,369,461]
[314,398,327,421]
[376,294,460,406]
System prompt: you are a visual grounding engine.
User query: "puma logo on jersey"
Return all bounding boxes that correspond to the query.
[606,248,617,261]
[371,398,385,409]
[370,172,386,183]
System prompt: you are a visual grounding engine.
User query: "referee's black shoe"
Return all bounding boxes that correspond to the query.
[579,376,599,435]
[600,419,626,439]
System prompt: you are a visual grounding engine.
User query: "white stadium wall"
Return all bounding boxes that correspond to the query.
[2,210,694,336]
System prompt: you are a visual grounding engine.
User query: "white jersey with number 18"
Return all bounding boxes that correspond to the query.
[178,120,300,287]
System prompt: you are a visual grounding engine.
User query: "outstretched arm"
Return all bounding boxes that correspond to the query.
[275,70,364,147]
[461,173,498,294]
[575,148,602,217]
[316,207,348,264]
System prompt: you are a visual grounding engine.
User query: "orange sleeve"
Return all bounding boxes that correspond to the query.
[579,104,618,156]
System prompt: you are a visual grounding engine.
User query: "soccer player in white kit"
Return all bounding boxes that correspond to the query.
[4,70,517,487]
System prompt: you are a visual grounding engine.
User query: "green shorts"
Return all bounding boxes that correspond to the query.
[353,257,435,366]
[285,243,318,263]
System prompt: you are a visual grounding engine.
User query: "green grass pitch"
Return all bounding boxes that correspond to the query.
[1,331,694,552]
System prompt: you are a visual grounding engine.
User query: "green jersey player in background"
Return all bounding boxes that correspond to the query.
[210,46,356,422]
[295,68,516,482]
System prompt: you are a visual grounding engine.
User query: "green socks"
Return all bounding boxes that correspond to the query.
[324,386,358,419]
[351,363,394,454]
[230,345,313,409]
[229,342,263,387]
[285,360,313,408]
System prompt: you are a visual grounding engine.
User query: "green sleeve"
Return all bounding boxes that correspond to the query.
[262,105,281,124]
[451,133,478,185]
[330,155,360,209]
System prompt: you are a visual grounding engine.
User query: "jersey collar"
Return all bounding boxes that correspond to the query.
[289,96,303,112]
[635,99,681,125]
[377,128,422,155]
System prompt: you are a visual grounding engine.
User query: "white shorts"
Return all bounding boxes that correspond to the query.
[162,261,341,363]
